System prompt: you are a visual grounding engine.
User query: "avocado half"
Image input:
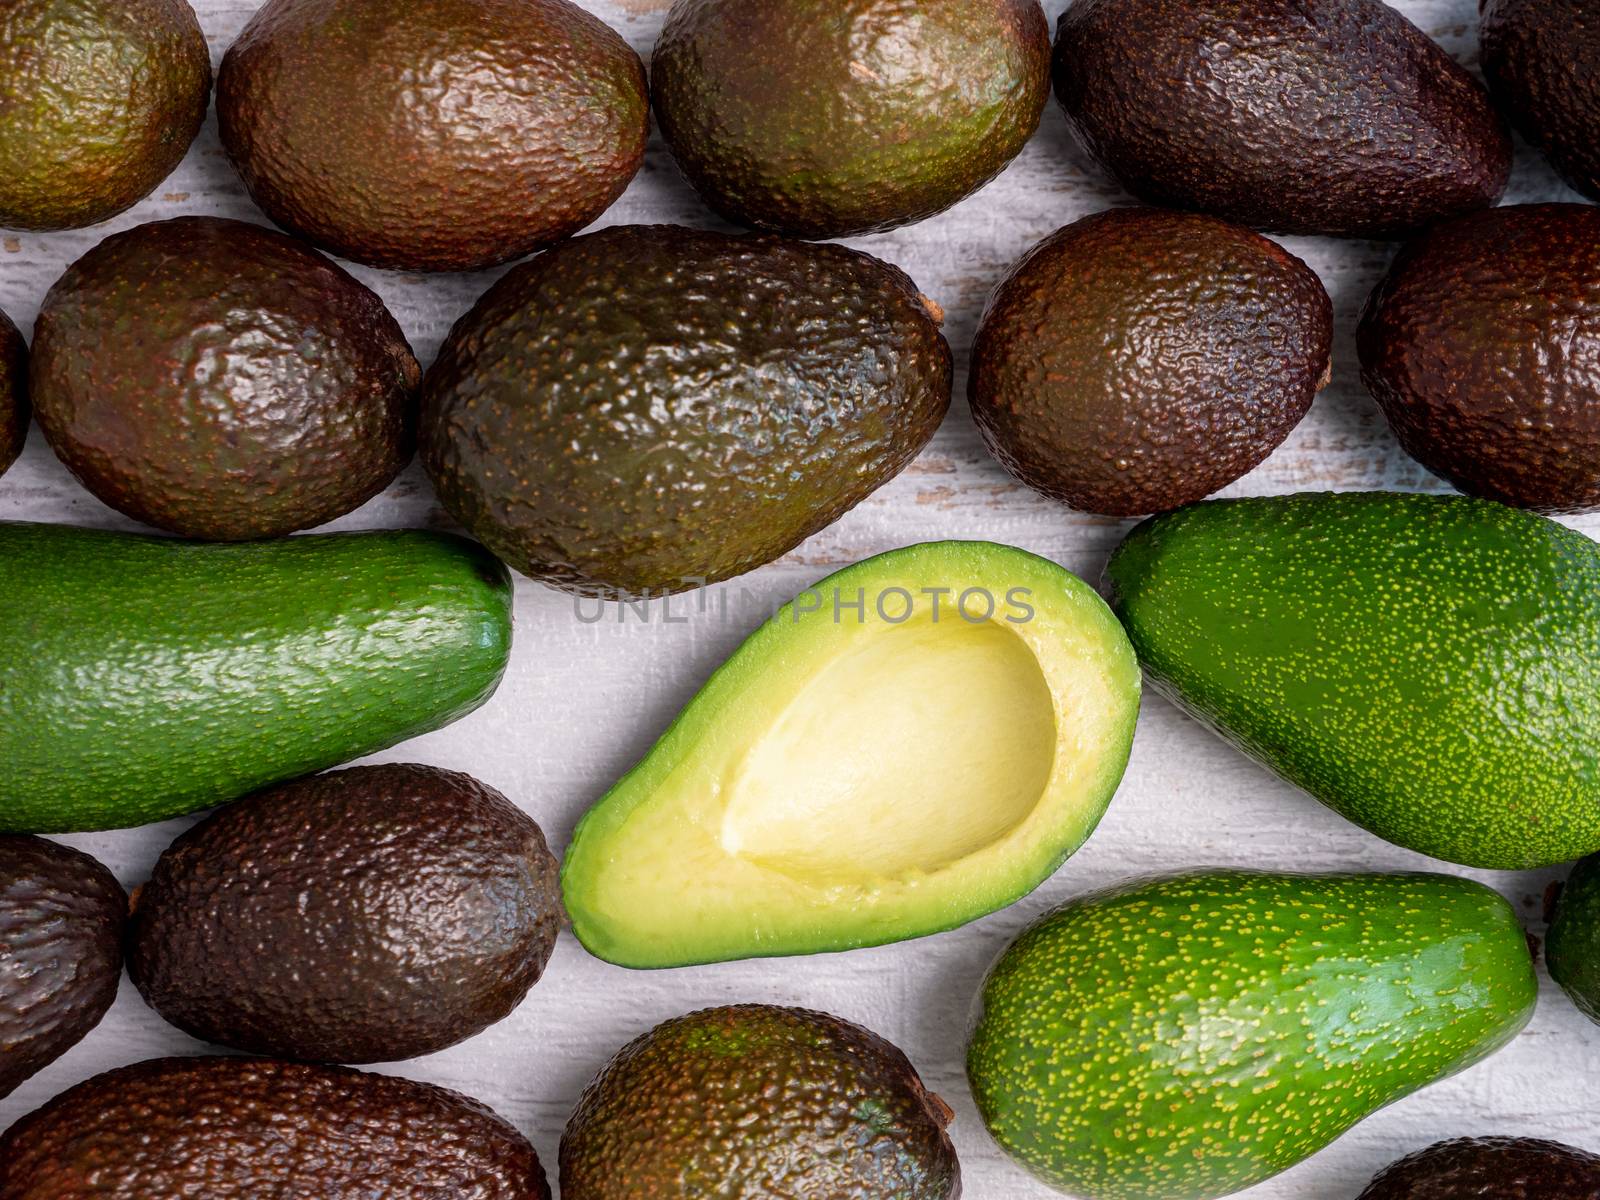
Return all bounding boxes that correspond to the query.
[561,541,1140,968]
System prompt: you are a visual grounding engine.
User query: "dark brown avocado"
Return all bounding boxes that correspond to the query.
[0,837,124,1098]
[128,763,561,1064]
[0,1056,551,1199]
[0,309,25,477]
[969,207,1332,517]
[1357,1138,1600,1200]
[30,217,420,541]
[1358,203,1600,514]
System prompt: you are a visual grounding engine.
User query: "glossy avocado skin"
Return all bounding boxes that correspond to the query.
[0,523,512,833]
[1358,204,1600,514]
[1482,0,1600,204]
[1105,492,1600,869]
[561,1005,960,1200]
[0,0,211,231]
[970,207,1332,516]
[0,310,25,478]
[1052,0,1510,238]
[0,837,124,1098]
[32,217,420,541]
[421,224,952,599]
[218,0,649,273]
[1358,1138,1600,1200]
[652,0,1050,238]
[0,1056,551,1199]
[1548,854,1600,1026]
[968,871,1537,1200]
[129,764,562,1064]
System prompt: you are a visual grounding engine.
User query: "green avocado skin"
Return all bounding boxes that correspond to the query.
[1548,855,1600,1026]
[0,523,513,834]
[0,310,25,477]
[967,871,1537,1200]
[1358,1138,1600,1200]
[1105,491,1600,869]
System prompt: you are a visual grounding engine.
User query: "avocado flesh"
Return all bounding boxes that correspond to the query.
[562,541,1140,968]
[1548,854,1600,1026]
[0,309,24,477]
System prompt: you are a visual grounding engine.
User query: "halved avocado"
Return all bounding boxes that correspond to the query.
[561,541,1140,968]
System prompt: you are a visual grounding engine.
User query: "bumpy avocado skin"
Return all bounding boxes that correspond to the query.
[218,0,649,273]
[0,837,124,1098]
[1359,204,1600,514]
[0,309,25,477]
[1482,0,1600,204]
[968,871,1537,1200]
[1359,1138,1600,1200]
[561,1005,960,1200]
[1106,492,1600,869]
[1549,855,1600,1026]
[0,1056,551,1199]
[970,207,1331,516]
[129,764,562,1064]
[31,217,419,541]
[0,0,210,232]
[0,523,513,833]
[421,224,952,599]
[1052,0,1510,238]
[652,0,1050,238]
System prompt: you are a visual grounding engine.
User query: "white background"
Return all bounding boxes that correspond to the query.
[1,1,1595,1195]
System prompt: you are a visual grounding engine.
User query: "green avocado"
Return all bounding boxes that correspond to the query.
[562,541,1139,968]
[0,1056,550,1199]
[1547,853,1600,1026]
[218,0,649,273]
[0,308,24,477]
[0,0,211,231]
[0,523,512,833]
[967,871,1537,1200]
[1358,1138,1600,1200]
[421,224,952,600]
[561,1005,959,1200]
[1105,492,1600,869]
[651,0,1051,238]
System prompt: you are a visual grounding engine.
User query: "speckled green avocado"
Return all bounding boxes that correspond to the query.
[1105,492,1600,869]
[0,0,211,231]
[652,0,1051,238]
[0,309,25,477]
[561,1005,960,1200]
[1548,854,1600,1027]
[967,871,1537,1200]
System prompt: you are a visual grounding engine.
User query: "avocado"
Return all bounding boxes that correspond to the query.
[421,224,952,600]
[967,870,1537,1200]
[218,0,648,273]
[129,763,561,1064]
[0,522,512,833]
[969,207,1332,517]
[1105,492,1600,870]
[562,541,1138,968]
[31,217,419,541]
[1358,1138,1600,1200]
[561,1005,959,1200]
[1358,203,1600,514]
[0,1056,550,1199]
[0,0,210,231]
[0,308,24,478]
[1482,0,1600,204]
[1051,0,1511,238]
[0,837,124,1098]
[651,0,1050,239]
[1548,853,1600,1026]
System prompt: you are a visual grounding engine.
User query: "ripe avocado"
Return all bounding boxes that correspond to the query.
[0,522,512,833]
[967,871,1537,1200]
[1052,0,1511,238]
[0,309,24,478]
[31,217,420,541]
[562,541,1138,968]
[129,764,561,1064]
[1358,1138,1600,1200]
[1358,204,1600,514]
[218,0,649,273]
[0,837,124,1098]
[1548,854,1600,1026]
[1482,0,1600,204]
[969,207,1332,516]
[1104,492,1600,869]
[420,224,952,600]
[0,0,211,231]
[0,1056,550,1199]
[651,0,1050,238]
[561,1005,959,1200]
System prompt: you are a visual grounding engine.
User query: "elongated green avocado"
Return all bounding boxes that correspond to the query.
[0,523,512,833]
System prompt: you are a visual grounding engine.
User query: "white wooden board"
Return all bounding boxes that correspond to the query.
[1,1,1596,1195]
